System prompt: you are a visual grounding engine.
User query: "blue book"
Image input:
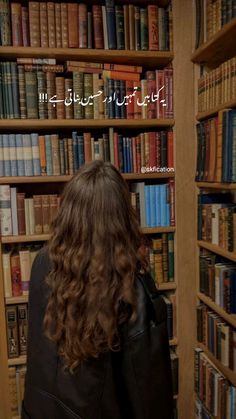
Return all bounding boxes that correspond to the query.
[105,0,117,49]
[31,133,41,176]
[230,271,236,314]
[2,134,11,176]
[72,132,79,171]
[22,134,33,176]
[45,134,53,176]
[118,134,124,172]
[15,134,25,176]
[9,134,17,177]
[78,135,84,168]
[0,134,3,176]
[154,185,161,226]
[160,184,167,226]
[149,185,156,227]
[144,185,151,227]
[166,203,170,226]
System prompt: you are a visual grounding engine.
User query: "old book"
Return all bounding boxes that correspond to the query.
[6,306,19,358]
[29,1,40,47]
[17,65,27,119]
[0,0,11,46]
[49,194,59,224]
[128,4,135,50]
[61,3,68,48]
[28,198,35,235]
[78,3,88,48]
[123,5,130,50]
[16,192,26,235]
[10,253,22,297]
[65,78,73,119]
[68,3,78,47]
[115,5,125,49]
[47,2,56,48]
[25,71,38,118]
[2,251,12,298]
[105,0,117,49]
[148,5,159,50]
[42,195,50,233]
[22,6,30,46]
[93,5,104,48]
[140,7,148,50]
[55,3,62,48]
[38,135,46,175]
[51,134,60,175]
[146,70,156,119]
[11,3,23,46]
[33,195,43,234]
[17,304,28,356]
[8,367,18,416]
[24,198,30,235]
[134,6,141,50]
[46,72,56,119]
[39,2,48,47]
[19,250,31,295]
[55,77,65,119]
[73,72,84,119]
[0,184,12,235]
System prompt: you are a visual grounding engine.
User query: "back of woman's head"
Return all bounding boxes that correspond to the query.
[43,160,148,372]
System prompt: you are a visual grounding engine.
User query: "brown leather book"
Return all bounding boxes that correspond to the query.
[16,192,26,235]
[128,4,135,50]
[65,78,73,119]
[39,2,48,47]
[148,5,159,50]
[92,5,104,49]
[123,5,130,50]
[29,2,40,47]
[6,306,20,358]
[61,3,68,48]
[55,77,65,119]
[42,195,50,233]
[46,72,56,119]
[51,134,60,175]
[68,3,79,47]
[84,132,92,162]
[33,195,43,234]
[78,3,88,48]
[55,3,62,48]
[49,194,59,224]
[17,304,28,355]
[22,6,30,46]
[146,70,156,119]
[11,3,23,46]
[10,254,22,298]
[47,2,56,48]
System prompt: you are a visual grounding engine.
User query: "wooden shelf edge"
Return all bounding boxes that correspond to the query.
[197,342,236,386]
[5,296,28,305]
[157,282,177,290]
[196,182,236,190]
[1,234,50,243]
[197,241,236,262]
[0,118,175,130]
[196,99,236,121]
[191,16,236,66]
[197,292,236,328]
[8,356,27,366]
[141,226,175,234]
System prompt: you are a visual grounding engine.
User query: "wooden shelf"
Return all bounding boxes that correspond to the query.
[196,182,236,190]
[196,99,236,121]
[197,241,236,262]
[0,47,173,68]
[157,282,177,291]
[0,172,175,184]
[0,118,175,131]
[197,342,236,386]
[5,296,28,305]
[192,17,236,67]
[197,292,236,328]
[142,227,176,234]
[1,234,50,243]
[8,356,26,367]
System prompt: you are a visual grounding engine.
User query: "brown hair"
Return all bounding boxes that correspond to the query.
[43,160,148,372]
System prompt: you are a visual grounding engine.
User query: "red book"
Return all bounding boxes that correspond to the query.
[156,69,165,119]
[10,254,22,297]
[78,3,88,48]
[68,3,79,47]
[92,5,104,49]
[83,132,92,162]
[16,193,26,235]
[11,3,23,46]
[167,130,174,169]
[146,71,156,119]
[149,132,156,167]
[22,6,30,46]
[126,81,134,119]
[113,132,119,170]
[148,5,159,50]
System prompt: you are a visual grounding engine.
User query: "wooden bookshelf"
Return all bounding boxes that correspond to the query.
[197,240,236,262]
[191,16,236,68]
[8,356,27,367]
[0,172,175,184]
[196,182,236,190]
[5,296,28,305]
[197,292,236,329]
[0,118,175,130]
[197,342,236,387]
[158,282,177,291]
[0,47,173,68]
[196,99,236,121]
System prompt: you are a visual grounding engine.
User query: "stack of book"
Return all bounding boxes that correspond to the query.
[197,303,236,371]
[195,110,236,183]
[198,56,236,113]
[0,1,172,51]
[194,348,236,419]
[0,185,60,236]
[199,249,236,314]
[0,60,173,120]
[197,192,236,252]
[0,129,174,177]
[2,245,42,297]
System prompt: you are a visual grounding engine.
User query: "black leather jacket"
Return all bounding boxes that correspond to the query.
[22,248,174,419]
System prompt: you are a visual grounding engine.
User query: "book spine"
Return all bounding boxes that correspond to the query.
[123,5,130,50]
[87,11,92,49]
[148,5,159,50]
[61,3,68,48]
[129,4,135,50]
[9,134,17,177]
[65,78,73,119]
[105,0,117,49]
[22,6,30,47]
[11,3,23,46]
[0,0,11,46]
[0,185,12,235]
[6,306,19,358]
[47,2,56,48]
[78,3,88,48]
[33,195,43,234]
[51,134,60,175]
[0,135,4,176]
[39,2,48,48]
[37,71,47,119]
[31,133,41,175]
[22,134,33,176]
[2,252,12,298]
[84,73,93,119]
[93,5,104,49]
[42,195,50,233]
[55,76,65,119]
[134,6,141,50]
[29,1,40,47]
[45,134,53,175]
[46,72,56,119]
[68,3,78,47]
[55,3,62,48]
[25,71,38,118]
[17,65,27,119]
[19,251,30,296]
[84,132,92,162]
[17,304,28,355]
[73,72,84,119]
[146,70,156,119]
[115,5,125,49]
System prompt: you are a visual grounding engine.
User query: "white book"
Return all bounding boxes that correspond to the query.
[0,184,12,235]
[10,187,18,235]
[2,252,12,298]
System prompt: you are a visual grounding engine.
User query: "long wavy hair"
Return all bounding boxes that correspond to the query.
[43,160,148,372]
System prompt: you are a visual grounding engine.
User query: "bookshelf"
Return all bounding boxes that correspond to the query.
[0,0,198,418]
[192,3,236,417]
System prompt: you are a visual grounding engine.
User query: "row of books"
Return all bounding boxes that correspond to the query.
[131,181,175,227]
[198,57,236,113]
[198,193,236,252]
[2,245,41,298]
[197,303,236,372]
[2,1,172,51]
[0,61,174,119]
[6,303,28,358]
[0,185,60,237]
[0,130,174,177]
[194,348,236,419]
[8,365,26,417]
[148,233,174,284]
[195,110,236,183]
[199,249,236,314]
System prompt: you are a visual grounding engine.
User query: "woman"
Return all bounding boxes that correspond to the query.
[22,160,174,419]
